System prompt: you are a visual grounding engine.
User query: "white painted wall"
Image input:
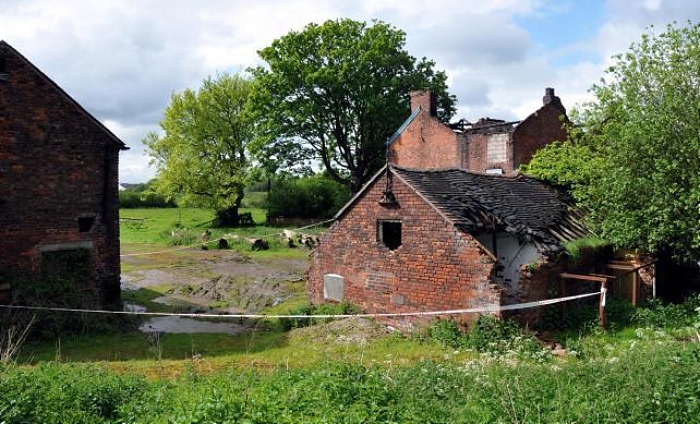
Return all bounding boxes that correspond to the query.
[475,232,541,303]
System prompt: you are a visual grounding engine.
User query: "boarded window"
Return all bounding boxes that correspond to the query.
[41,248,92,283]
[377,220,402,250]
[323,274,344,301]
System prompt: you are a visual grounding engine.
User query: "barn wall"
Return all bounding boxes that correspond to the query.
[307,171,503,328]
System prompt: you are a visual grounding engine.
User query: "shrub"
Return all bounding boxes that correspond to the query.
[267,173,350,219]
[275,302,361,331]
[119,183,177,208]
[427,319,463,348]
[563,237,613,272]
[633,294,700,329]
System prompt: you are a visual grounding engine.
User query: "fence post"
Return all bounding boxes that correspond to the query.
[599,280,607,329]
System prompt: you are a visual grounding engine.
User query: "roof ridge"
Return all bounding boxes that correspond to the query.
[0,40,128,150]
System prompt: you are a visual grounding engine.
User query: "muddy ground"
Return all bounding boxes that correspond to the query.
[120,246,311,333]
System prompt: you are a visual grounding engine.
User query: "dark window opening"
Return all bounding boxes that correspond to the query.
[78,216,95,232]
[0,58,7,82]
[378,220,402,250]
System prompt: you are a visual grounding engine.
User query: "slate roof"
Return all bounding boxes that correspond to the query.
[393,166,589,254]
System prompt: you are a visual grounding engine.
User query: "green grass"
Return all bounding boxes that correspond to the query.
[6,292,700,422]
[5,332,700,423]
[3,207,698,422]
[120,207,271,245]
[120,207,321,261]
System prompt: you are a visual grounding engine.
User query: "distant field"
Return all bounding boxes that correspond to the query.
[120,207,274,245]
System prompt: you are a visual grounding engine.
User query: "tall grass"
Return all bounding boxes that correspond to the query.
[3,338,700,423]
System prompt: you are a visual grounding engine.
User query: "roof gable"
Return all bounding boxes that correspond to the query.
[0,40,128,150]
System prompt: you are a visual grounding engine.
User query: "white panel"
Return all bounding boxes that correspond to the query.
[323,273,344,301]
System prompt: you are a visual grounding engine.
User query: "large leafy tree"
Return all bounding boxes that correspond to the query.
[247,18,456,192]
[524,22,700,257]
[144,73,253,226]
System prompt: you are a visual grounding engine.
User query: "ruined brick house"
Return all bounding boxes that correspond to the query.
[307,88,588,326]
[388,88,568,174]
[0,40,127,308]
[307,165,588,327]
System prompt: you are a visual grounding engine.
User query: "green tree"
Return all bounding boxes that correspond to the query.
[248,18,456,192]
[524,22,700,257]
[144,73,253,226]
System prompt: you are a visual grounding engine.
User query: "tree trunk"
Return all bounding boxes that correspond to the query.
[216,206,240,227]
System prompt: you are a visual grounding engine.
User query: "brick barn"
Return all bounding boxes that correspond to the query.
[307,166,588,327]
[389,88,568,175]
[0,40,128,308]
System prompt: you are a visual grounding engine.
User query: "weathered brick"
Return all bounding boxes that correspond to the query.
[0,41,126,308]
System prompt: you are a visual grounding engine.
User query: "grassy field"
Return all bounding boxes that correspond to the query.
[2,207,700,423]
[120,207,272,245]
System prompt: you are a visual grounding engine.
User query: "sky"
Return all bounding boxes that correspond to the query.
[2,0,699,183]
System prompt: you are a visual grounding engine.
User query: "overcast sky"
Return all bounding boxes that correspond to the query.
[2,0,699,183]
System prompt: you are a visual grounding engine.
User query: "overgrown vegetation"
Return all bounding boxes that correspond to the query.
[274,301,362,331]
[523,22,700,259]
[119,182,177,208]
[267,173,351,219]
[3,332,700,423]
[1,249,131,341]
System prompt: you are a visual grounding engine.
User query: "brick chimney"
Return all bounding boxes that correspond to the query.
[410,90,437,117]
[542,87,565,112]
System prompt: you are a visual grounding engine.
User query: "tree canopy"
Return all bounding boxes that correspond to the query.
[143,73,253,226]
[247,18,456,192]
[523,22,700,258]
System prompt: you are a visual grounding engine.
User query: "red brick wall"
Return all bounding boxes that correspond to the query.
[512,103,567,170]
[465,131,514,174]
[0,43,122,307]
[388,91,567,174]
[307,170,502,328]
[388,91,465,169]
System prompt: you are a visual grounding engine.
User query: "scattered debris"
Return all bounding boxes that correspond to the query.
[248,238,269,251]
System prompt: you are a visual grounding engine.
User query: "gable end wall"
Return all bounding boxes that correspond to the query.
[0,43,121,307]
[307,172,502,327]
[512,104,568,169]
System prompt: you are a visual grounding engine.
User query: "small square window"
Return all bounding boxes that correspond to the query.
[377,220,402,250]
[78,216,95,232]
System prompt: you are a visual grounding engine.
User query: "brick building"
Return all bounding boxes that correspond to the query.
[388,88,567,174]
[0,41,127,308]
[307,165,588,327]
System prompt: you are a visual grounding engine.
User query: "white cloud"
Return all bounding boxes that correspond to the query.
[4,0,700,182]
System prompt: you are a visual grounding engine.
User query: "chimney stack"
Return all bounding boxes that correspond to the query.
[410,90,437,117]
[543,87,555,105]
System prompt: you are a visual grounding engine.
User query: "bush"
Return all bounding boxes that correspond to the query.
[427,319,463,348]
[275,302,361,331]
[428,315,545,358]
[267,173,350,219]
[633,294,700,329]
[119,183,177,208]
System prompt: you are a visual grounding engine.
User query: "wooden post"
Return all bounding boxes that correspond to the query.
[631,271,638,307]
[599,280,607,329]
